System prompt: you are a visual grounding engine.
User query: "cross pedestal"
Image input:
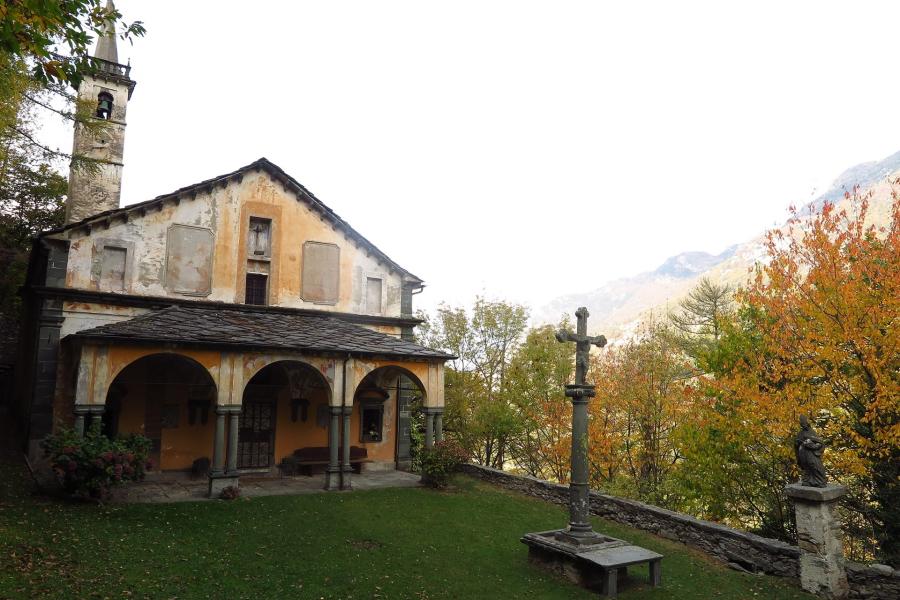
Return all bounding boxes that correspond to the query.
[521,307,663,597]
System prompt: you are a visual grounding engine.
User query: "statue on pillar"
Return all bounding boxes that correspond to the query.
[794,415,827,488]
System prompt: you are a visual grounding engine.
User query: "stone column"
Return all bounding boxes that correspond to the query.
[325,406,341,490]
[424,409,435,449]
[340,406,353,490]
[88,406,105,434]
[565,385,595,538]
[211,407,226,475]
[434,409,444,443]
[786,483,849,599]
[208,406,241,498]
[74,405,90,437]
[226,410,240,474]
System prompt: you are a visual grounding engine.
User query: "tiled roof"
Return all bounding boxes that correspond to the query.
[43,157,422,283]
[71,305,453,360]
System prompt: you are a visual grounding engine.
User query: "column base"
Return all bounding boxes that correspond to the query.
[341,468,353,490]
[208,474,240,498]
[324,468,341,491]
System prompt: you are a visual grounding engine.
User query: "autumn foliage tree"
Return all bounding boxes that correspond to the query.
[589,319,694,505]
[682,189,900,561]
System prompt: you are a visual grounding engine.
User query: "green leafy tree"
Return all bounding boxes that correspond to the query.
[417,297,529,468]
[503,322,574,481]
[667,277,733,369]
[0,0,145,84]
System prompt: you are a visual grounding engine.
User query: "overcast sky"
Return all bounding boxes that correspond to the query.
[42,1,900,312]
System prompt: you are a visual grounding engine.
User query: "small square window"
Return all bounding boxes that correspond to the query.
[360,405,384,443]
[245,273,268,305]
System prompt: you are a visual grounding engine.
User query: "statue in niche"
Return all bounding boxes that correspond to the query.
[794,415,828,487]
[249,219,270,256]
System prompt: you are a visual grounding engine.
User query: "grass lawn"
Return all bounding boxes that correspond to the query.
[0,455,813,599]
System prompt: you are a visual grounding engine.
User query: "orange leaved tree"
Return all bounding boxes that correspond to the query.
[712,187,899,562]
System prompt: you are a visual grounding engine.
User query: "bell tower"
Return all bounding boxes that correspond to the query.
[65,0,137,224]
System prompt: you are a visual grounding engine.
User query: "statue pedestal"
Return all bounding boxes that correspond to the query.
[786,483,848,599]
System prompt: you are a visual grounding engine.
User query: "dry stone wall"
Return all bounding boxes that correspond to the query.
[846,562,900,600]
[460,463,898,599]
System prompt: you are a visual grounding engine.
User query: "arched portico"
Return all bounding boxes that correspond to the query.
[237,360,332,471]
[100,352,217,471]
[352,365,429,469]
[66,306,451,497]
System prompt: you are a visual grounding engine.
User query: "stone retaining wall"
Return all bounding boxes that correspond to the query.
[846,562,900,600]
[461,463,899,599]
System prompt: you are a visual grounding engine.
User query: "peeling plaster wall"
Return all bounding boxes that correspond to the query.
[61,171,406,315]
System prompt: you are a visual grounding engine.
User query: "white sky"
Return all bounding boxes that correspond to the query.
[41,1,900,312]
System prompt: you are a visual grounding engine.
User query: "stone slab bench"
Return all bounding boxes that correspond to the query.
[579,545,662,597]
[278,446,369,476]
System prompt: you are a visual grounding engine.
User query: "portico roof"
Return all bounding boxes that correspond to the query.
[71,305,454,361]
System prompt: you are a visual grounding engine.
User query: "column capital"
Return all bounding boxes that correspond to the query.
[75,404,105,415]
[341,405,353,416]
[216,404,242,415]
[423,406,444,415]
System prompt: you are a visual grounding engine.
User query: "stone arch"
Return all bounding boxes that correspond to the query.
[353,364,428,468]
[242,357,334,398]
[354,364,427,404]
[105,347,219,400]
[239,360,333,471]
[104,352,218,471]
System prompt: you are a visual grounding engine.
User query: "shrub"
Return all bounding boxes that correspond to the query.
[219,485,240,500]
[41,426,152,500]
[420,440,468,488]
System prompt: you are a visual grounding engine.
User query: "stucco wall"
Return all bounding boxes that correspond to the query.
[60,171,405,316]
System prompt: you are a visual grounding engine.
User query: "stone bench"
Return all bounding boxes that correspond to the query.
[579,545,662,598]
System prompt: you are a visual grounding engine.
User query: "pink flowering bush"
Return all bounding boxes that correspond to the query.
[419,440,468,488]
[41,426,152,500]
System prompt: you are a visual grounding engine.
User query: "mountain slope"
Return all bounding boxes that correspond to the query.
[537,152,900,338]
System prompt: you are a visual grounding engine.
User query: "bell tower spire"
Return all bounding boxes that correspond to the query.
[94,0,119,64]
[65,0,137,224]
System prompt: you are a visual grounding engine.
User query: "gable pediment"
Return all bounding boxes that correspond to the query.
[48,158,420,284]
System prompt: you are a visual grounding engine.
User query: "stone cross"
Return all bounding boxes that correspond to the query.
[556,307,607,538]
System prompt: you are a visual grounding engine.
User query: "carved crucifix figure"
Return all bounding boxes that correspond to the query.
[250,220,269,256]
[556,307,607,386]
[556,307,607,539]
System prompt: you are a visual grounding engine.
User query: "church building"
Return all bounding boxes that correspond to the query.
[15,12,450,495]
